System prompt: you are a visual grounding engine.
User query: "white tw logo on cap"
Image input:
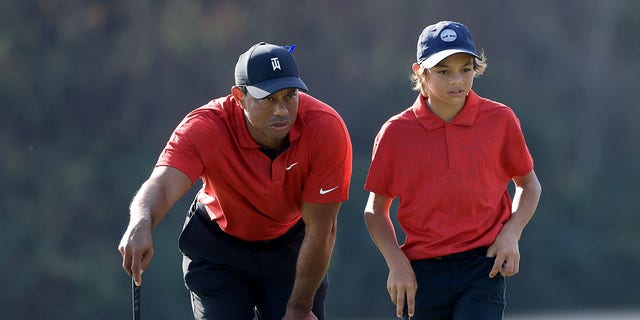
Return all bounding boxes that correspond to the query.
[271,57,281,71]
[440,29,457,42]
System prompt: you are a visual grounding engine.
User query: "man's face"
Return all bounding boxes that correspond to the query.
[236,88,299,151]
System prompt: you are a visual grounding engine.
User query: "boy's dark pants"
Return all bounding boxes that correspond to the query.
[407,247,506,320]
[179,202,327,320]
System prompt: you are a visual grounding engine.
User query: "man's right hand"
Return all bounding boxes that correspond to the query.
[282,309,318,320]
[116,166,192,285]
[118,220,154,286]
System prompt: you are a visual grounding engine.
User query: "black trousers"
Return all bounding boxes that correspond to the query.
[178,202,328,320]
[405,247,506,320]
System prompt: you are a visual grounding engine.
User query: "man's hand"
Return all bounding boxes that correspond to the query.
[117,166,192,285]
[118,220,154,286]
[282,308,318,320]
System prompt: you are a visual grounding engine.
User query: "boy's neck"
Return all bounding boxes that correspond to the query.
[426,98,465,123]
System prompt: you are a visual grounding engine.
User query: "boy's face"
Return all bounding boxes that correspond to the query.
[235,87,299,151]
[420,53,476,109]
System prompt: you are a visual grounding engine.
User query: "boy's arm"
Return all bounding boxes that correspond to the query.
[364,192,417,318]
[488,169,542,278]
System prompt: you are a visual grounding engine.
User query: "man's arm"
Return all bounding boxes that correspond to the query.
[488,169,542,278]
[282,201,340,320]
[117,166,192,285]
[364,192,417,318]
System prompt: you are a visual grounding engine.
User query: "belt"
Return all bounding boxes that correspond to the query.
[189,201,304,249]
[432,247,489,260]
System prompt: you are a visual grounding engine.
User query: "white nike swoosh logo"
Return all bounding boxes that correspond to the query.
[285,162,298,171]
[319,186,339,195]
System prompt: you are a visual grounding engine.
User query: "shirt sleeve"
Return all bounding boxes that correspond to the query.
[301,112,353,204]
[501,110,534,178]
[363,122,395,198]
[155,111,208,184]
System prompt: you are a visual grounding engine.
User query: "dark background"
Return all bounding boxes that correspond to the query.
[2,0,639,319]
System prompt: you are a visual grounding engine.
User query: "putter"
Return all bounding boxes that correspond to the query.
[132,277,141,320]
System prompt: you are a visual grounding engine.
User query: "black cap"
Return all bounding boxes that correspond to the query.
[234,42,308,99]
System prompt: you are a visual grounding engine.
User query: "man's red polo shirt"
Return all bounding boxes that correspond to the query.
[157,93,352,241]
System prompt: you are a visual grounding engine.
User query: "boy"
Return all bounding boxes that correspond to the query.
[363,21,541,319]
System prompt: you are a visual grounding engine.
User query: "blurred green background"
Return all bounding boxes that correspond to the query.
[2,0,639,319]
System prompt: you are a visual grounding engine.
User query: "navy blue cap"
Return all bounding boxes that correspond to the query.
[417,21,480,68]
[234,42,308,99]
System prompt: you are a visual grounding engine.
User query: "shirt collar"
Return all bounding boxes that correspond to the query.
[412,90,480,130]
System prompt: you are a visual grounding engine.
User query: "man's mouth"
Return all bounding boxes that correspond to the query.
[270,120,291,130]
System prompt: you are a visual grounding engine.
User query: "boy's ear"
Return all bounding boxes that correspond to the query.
[412,63,422,74]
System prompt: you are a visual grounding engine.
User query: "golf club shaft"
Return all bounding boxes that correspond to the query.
[132,277,140,320]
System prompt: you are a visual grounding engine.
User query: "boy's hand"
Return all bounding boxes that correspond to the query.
[487,230,520,278]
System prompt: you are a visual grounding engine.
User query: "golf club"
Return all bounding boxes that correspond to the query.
[132,277,140,320]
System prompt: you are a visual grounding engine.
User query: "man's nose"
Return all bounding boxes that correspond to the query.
[273,101,289,116]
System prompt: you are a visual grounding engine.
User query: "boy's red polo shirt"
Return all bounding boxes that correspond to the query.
[364,91,533,261]
[157,93,352,241]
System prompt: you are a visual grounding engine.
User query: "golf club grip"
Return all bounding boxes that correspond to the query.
[132,278,140,320]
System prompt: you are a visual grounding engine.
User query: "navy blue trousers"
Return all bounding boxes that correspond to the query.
[178,202,327,320]
[404,247,506,320]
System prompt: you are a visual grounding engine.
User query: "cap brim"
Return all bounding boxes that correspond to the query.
[421,49,480,69]
[245,77,309,99]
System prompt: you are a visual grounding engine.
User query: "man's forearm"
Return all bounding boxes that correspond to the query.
[128,166,193,228]
[287,227,336,311]
[129,181,170,228]
[129,181,164,227]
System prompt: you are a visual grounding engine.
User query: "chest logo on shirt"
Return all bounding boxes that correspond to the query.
[285,162,298,171]
[319,186,339,195]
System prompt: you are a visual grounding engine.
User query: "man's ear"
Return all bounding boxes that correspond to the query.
[231,86,245,107]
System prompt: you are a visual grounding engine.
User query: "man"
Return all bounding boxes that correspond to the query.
[118,42,352,320]
[363,21,541,319]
